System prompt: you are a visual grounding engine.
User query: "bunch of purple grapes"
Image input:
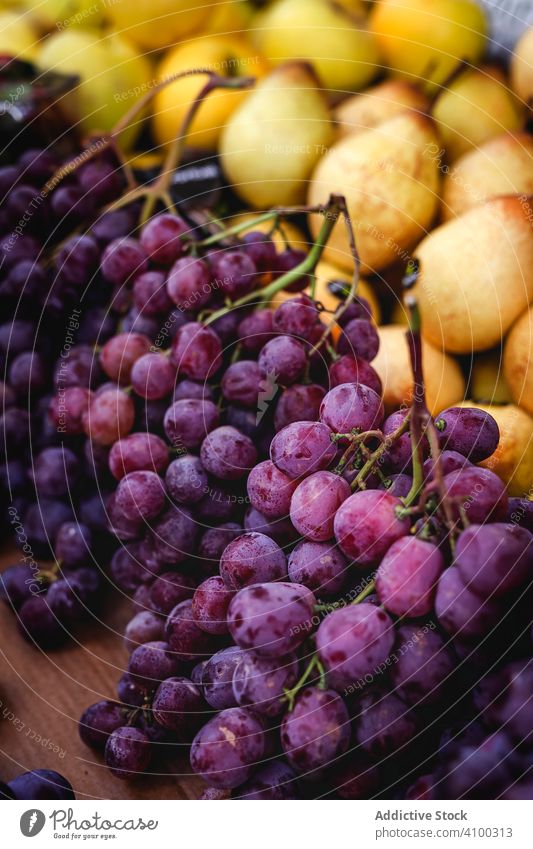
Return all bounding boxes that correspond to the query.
[0,769,75,800]
[70,214,533,799]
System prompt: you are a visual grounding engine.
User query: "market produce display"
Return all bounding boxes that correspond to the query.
[0,0,532,804]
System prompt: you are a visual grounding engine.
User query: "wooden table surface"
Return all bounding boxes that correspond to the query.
[0,547,204,800]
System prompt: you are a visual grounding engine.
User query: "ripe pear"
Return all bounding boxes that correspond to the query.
[504,306,533,416]
[372,325,465,416]
[334,79,430,138]
[458,402,533,496]
[37,30,151,148]
[106,0,209,50]
[511,25,533,106]
[442,132,533,219]
[411,196,533,354]
[370,0,487,91]
[433,66,524,162]
[471,350,511,405]
[0,10,38,60]
[307,111,441,273]
[220,63,333,208]
[251,0,380,92]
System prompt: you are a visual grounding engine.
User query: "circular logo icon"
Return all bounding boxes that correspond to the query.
[20,810,46,837]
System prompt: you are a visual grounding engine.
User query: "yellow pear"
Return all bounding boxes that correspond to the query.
[205,0,255,35]
[371,324,465,415]
[334,79,429,138]
[37,30,151,148]
[152,36,268,151]
[251,0,380,92]
[433,66,524,162]
[442,132,533,219]
[504,306,533,416]
[511,25,533,106]
[23,0,104,31]
[307,111,441,273]
[105,0,210,50]
[471,350,511,405]
[411,196,533,354]
[458,402,533,496]
[370,0,487,91]
[0,10,38,60]
[220,63,333,208]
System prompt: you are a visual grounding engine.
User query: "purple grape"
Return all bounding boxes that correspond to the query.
[83,386,135,445]
[454,523,532,598]
[242,231,277,272]
[133,270,173,316]
[101,238,148,285]
[117,673,148,707]
[228,582,316,658]
[128,640,181,689]
[24,499,74,553]
[273,294,319,340]
[107,496,143,544]
[152,676,204,736]
[221,360,262,408]
[163,398,219,450]
[54,522,92,569]
[9,351,48,397]
[29,446,79,498]
[148,571,195,615]
[108,432,169,480]
[115,470,166,522]
[3,260,47,300]
[488,660,533,744]
[435,406,500,462]
[198,523,243,568]
[435,567,501,639]
[100,332,151,385]
[56,234,99,287]
[195,484,239,524]
[192,576,235,634]
[290,471,351,542]
[167,256,211,310]
[79,701,125,750]
[166,598,215,661]
[78,159,121,203]
[200,426,257,480]
[46,577,88,623]
[8,769,74,800]
[236,760,298,800]
[213,249,256,298]
[334,490,410,565]
[442,467,508,524]
[258,335,307,386]
[355,688,418,757]
[17,595,65,648]
[288,540,347,596]
[378,473,413,498]
[281,687,350,776]
[220,532,287,590]
[131,353,176,400]
[49,386,92,436]
[506,498,533,531]
[104,726,151,779]
[237,309,274,353]
[164,455,206,505]
[54,344,101,390]
[0,563,39,610]
[244,507,297,545]
[391,624,455,707]
[92,209,135,245]
[247,459,298,518]
[151,504,198,564]
[110,545,147,593]
[233,651,299,716]
[190,707,266,789]
[440,731,516,799]
[170,322,222,380]
[337,318,379,361]
[202,646,244,710]
[140,213,189,266]
[316,603,394,692]
[375,536,444,618]
[328,355,382,396]
[270,421,336,479]
[173,379,214,402]
[124,610,165,650]
[274,383,325,431]
[320,383,384,435]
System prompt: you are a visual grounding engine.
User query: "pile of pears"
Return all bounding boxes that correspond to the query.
[217,0,533,497]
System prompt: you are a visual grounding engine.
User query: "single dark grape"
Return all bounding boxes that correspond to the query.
[435,406,500,462]
[190,707,266,789]
[288,540,348,597]
[220,532,287,590]
[281,687,350,776]
[104,726,152,780]
[233,651,299,716]
[79,701,125,750]
[334,490,410,565]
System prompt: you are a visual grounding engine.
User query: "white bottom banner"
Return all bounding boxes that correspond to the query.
[3,800,532,849]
